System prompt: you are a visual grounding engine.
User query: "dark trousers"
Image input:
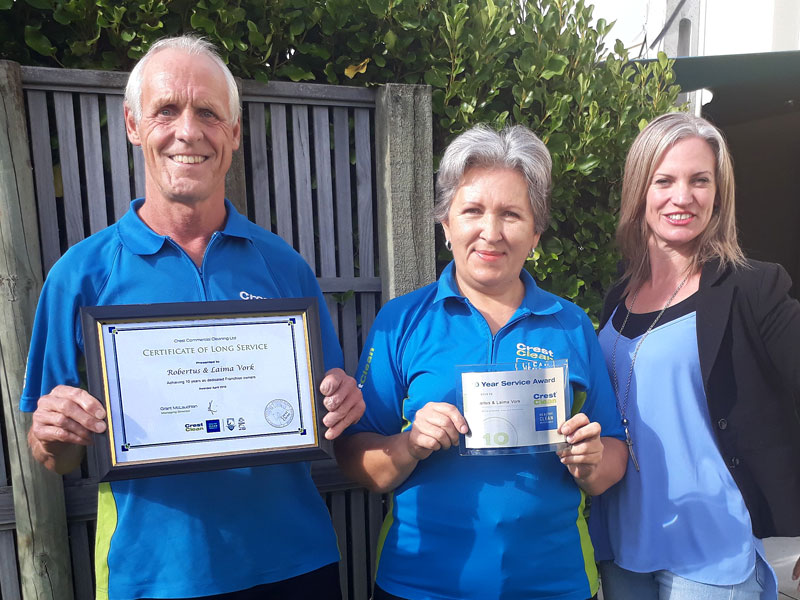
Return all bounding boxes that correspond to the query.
[140,562,341,600]
[374,582,598,600]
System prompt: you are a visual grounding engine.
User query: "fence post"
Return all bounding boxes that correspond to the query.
[0,60,75,600]
[375,84,435,300]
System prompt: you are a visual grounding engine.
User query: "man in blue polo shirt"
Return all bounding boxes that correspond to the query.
[23,35,363,600]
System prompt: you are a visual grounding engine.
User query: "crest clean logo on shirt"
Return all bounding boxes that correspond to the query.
[240,290,269,300]
[515,343,555,370]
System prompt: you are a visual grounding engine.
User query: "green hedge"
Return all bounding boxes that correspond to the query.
[0,0,680,320]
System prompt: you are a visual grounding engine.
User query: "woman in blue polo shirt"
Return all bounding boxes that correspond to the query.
[335,124,628,600]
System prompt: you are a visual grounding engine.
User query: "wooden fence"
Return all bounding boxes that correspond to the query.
[0,60,434,599]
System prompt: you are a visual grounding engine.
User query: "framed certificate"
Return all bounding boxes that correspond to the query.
[80,298,331,481]
[456,361,571,456]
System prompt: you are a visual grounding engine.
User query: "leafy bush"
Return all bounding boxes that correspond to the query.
[0,0,680,320]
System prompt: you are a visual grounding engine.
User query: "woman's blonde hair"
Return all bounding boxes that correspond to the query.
[617,112,745,290]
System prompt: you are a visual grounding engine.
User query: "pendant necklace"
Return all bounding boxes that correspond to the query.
[611,273,689,472]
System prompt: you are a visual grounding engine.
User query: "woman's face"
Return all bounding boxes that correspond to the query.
[442,166,540,298]
[645,136,717,254]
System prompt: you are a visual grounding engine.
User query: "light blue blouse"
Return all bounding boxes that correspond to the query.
[593,310,777,595]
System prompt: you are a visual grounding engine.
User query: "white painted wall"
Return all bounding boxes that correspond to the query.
[590,0,800,58]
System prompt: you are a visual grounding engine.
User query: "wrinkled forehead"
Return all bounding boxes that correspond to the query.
[140,50,230,112]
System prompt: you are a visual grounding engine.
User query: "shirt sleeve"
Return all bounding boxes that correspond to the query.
[751,262,800,413]
[345,300,407,437]
[20,265,86,412]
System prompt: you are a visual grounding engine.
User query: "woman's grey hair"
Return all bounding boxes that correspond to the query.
[434,124,552,235]
[124,35,241,125]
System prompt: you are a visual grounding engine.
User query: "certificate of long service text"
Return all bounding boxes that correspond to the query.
[100,315,317,465]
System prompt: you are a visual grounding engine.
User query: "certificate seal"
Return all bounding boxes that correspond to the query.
[264,399,294,428]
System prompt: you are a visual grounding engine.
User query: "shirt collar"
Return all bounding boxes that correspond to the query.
[118,198,253,256]
[433,261,563,316]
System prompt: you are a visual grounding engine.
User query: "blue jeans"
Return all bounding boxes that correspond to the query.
[598,557,770,600]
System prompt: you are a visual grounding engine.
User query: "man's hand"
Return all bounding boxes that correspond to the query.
[28,385,106,474]
[793,554,800,592]
[320,368,364,440]
[406,402,469,461]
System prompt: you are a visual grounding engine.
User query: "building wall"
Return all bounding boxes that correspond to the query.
[590,0,800,57]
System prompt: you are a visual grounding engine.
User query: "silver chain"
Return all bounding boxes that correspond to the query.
[610,273,690,471]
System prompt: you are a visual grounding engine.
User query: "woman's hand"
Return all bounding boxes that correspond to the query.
[407,402,469,461]
[557,413,603,478]
[793,554,800,591]
[557,413,627,495]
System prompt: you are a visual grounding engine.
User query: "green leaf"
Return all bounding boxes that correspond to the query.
[190,12,216,34]
[24,26,56,57]
[423,67,448,88]
[541,54,569,80]
[383,29,398,51]
[543,236,564,256]
[276,63,315,82]
[121,31,136,42]
[366,0,389,17]
[248,29,266,46]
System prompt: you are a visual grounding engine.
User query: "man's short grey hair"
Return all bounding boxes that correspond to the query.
[124,35,241,125]
[434,124,552,235]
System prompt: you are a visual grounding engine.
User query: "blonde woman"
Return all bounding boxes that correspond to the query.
[591,113,800,599]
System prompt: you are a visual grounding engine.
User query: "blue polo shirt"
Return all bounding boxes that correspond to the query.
[349,262,624,600]
[21,199,342,600]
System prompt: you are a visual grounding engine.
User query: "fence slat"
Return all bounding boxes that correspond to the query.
[332,108,358,371]
[311,107,340,332]
[0,530,21,600]
[105,95,131,220]
[79,94,109,234]
[354,109,376,357]
[132,145,146,199]
[292,105,315,266]
[53,91,85,248]
[27,90,60,272]
[270,104,292,243]
[329,491,349,598]
[248,102,271,230]
[333,108,354,277]
[349,490,368,600]
[68,521,94,599]
[313,107,336,276]
[355,109,374,279]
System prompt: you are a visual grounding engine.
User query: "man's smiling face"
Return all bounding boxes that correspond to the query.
[125,48,240,206]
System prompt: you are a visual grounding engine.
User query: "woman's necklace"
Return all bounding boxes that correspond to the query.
[611,274,689,472]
